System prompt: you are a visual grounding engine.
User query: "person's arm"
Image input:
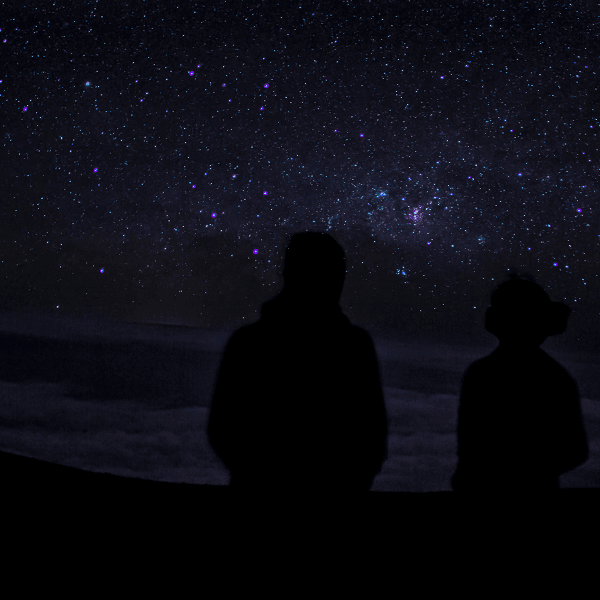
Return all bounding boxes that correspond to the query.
[452,363,487,490]
[359,332,388,482]
[456,366,476,462]
[207,331,247,473]
[557,376,589,475]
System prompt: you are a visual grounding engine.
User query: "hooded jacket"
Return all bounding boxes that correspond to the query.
[207,288,388,491]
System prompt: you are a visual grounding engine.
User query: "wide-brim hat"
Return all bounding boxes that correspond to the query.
[484,278,571,339]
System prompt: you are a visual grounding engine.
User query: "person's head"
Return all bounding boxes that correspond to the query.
[282,232,346,304]
[485,274,570,347]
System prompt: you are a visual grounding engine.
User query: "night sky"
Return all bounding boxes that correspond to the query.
[2,2,599,350]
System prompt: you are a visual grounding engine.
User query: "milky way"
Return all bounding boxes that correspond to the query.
[2,3,599,347]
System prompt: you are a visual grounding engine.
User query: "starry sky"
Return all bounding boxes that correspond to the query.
[2,2,600,350]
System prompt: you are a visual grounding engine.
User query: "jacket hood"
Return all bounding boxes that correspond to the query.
[260,287,351,330]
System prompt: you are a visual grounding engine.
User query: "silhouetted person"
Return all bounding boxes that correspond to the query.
[208,232,388,491]
[452,274,588,492]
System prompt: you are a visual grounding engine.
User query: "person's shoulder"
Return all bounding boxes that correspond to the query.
[539,348,568,369]
[348,323,371,337]
[539,349,578,385]
[223,322,261,349]
[468,351,495,369]
[462,351,498,378]
[342,326,382,364]
[347,324,376,346]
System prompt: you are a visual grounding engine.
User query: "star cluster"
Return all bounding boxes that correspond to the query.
[1,3,599,347]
